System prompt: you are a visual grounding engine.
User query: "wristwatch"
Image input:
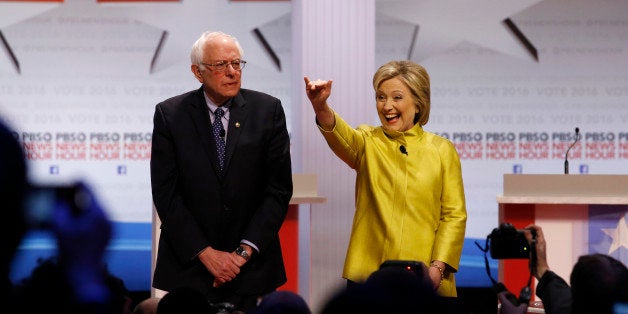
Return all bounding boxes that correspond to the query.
[234,246,250,261]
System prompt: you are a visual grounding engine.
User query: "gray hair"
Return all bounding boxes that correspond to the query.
[190,31,244,65]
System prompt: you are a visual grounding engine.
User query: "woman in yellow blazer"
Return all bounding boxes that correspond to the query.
[304,60,467,297]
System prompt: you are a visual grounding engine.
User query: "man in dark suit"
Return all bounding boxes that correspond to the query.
[150,30,293,312]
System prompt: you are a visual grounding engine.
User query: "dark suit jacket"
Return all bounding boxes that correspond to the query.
[150,87,293,299]
[536,270,572,314]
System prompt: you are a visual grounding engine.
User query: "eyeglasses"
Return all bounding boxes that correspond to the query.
[200,59,247,72]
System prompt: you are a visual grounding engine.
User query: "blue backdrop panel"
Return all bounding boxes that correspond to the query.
[11,223,495,291]
[10,222,152,292]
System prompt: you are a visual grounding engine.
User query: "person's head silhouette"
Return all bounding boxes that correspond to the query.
[0,119,28,294]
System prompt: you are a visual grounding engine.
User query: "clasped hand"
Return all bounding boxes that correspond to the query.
[198,247,248,288]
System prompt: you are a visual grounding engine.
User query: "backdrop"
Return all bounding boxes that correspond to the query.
[2,0,626,305]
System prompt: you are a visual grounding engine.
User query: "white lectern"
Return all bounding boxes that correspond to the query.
[497,174,628,300]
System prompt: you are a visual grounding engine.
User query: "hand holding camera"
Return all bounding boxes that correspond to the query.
[477,223,544,312]
[24,181,111,256]
[25,181,113,304]
[56,182,113,304]
[50,182,111,264]
[522,224,549,280]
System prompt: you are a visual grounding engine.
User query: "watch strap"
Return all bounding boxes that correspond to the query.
[235,246,250,261]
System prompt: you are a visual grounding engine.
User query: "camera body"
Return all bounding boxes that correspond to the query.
[489,223,530,259]
[23,183,83,228]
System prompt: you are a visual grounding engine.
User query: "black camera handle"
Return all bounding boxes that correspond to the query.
[475,229,537,306]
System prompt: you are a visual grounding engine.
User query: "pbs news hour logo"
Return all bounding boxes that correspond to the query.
[19,132,151,161]
[441,131,628,161]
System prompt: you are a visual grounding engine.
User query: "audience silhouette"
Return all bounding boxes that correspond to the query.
[249,290,311,314]
[0,118,127,314]
[13,256,133,313]
[133,297,160,314]
[156,286,213,314]
[321,260,454,313]
[0,118,28,310]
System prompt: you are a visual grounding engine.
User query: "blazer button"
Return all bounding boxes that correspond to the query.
[223,205,231,211]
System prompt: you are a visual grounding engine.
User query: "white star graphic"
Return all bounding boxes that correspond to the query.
[602,214,628,255]
[102,0,290,73]
[2,0,162,75]
[377,0,544,61]
[0,1,59,74]
[0,1,59,28]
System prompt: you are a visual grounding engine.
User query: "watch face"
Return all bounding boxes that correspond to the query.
[236,246,250,260]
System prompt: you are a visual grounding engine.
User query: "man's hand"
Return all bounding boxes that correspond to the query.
[198,247,241,288]
[232,244,253,267]
[497,290,529,314]
[524,224,549,279]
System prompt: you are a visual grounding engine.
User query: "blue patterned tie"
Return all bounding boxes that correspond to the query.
[212,108,226,171]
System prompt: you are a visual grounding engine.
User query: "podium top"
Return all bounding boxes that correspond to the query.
[497,174,628,204]
[290,173,326,205]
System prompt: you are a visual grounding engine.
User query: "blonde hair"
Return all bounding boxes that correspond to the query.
[372,60,430,126]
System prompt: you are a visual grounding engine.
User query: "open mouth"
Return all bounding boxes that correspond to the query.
[385,113,400,123]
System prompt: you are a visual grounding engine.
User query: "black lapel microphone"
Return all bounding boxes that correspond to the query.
[219,129,225,139]
[564,127,580,174]
[399,145,408,155]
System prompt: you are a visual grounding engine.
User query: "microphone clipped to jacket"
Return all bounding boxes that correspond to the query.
[399,145,408,155]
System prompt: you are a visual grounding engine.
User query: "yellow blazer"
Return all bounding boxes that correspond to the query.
[319,112,467,297]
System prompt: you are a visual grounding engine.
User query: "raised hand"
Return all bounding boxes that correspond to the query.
[304,76,335,129]
[304,77,332,109]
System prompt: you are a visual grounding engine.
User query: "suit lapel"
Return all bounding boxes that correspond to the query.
[188,87,222,175]
[223,92,247,172]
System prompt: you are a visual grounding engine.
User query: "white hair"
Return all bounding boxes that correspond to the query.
[190,31,244,65]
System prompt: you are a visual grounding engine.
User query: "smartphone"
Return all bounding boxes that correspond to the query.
[24,183,84,228]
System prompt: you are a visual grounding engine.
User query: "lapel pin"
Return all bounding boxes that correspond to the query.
[235,122,240,128]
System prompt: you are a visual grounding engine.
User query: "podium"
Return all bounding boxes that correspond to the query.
[496,174,628,300]
[151,173,325,297]
[278,173,326,293]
